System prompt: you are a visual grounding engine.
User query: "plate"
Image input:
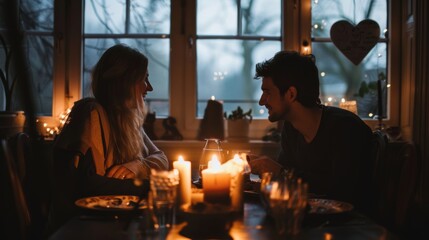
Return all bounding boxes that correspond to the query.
[75,195,147,212]
[307,199,354,214]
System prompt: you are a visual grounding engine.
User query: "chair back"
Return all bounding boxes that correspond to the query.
[0,138,31,240]
[371,130,420,235]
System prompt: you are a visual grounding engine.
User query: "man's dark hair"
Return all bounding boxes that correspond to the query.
[254,51,321,108]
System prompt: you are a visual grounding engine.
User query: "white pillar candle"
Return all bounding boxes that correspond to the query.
[202,155,231,205]
[173,155,191,208]
[223,154,245,212]
[230,154,245,212]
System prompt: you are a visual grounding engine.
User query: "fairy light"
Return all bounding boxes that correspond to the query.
[37,107,72,140]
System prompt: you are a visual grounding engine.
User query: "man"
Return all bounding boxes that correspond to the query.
[249,51,374,213]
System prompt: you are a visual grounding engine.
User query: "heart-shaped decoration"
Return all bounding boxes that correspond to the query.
[330,19,380,65]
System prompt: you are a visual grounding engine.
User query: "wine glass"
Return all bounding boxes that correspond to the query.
[194,138,225,186]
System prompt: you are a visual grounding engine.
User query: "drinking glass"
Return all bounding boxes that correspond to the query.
[198,138,225,179]
[269,178,308,237]
[260,172,274,213]
[150,169,179,229]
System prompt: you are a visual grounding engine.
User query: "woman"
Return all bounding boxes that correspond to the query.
[48,44,168,231]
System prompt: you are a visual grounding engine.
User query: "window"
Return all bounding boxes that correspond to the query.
[0,0,54,115]
[83,0,171,116]
[2,0,398,139]
[311,0,389,121]
[195,0,282,119]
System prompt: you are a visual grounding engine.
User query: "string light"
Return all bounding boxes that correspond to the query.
[37,108,71,140]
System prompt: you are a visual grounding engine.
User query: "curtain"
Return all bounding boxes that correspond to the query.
[413,0,429,203]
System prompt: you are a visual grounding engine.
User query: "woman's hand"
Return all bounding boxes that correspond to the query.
[106,165,136,179]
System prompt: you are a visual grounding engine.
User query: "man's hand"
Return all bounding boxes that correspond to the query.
[106,165,135,179]
[247,154,283,177]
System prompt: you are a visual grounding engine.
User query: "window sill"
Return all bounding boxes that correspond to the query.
[154,139,280,165]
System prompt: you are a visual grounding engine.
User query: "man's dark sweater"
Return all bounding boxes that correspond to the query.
[278,105,374,213]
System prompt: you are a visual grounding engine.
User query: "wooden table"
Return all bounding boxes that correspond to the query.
[49,197,398,240]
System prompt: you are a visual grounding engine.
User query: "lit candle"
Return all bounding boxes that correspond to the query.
[202,155,231,205]
[173,155,191,208]
[339,100,358,115]
[223,154,245,212]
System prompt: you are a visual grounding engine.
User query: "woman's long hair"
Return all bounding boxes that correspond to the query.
[91,44,148,164]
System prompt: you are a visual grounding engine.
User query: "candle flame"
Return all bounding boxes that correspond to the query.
[232,154,243,164]
[178,155,184,162]
[208,155,221,170]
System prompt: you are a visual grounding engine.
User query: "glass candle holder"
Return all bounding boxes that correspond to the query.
[198,138,225,178]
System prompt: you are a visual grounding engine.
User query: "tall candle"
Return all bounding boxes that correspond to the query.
[226,154,245,212]
[173,155,191,208]
[202,155,231,205]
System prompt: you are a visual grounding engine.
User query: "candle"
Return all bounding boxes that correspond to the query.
[197,98,225,140]
[191,188,204,204]
[223,154,245,212]
[339,100,357,115]
[173,155,191,208]
[202,155,231,205]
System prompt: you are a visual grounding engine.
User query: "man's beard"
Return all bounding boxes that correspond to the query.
[267,104,289,122]
[268,112,282,122]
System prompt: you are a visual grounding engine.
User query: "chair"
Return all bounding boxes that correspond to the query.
[1,133,52,240]
[0,138,31,240]
[371,130,389,219]
[371,130,421,237]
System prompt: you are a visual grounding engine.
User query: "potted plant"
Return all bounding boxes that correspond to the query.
[0,33,25,138]
[224,106,252,141]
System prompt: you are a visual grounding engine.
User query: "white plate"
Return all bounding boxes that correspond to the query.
[75,195,147,211]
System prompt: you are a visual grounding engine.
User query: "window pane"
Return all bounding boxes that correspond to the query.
[241,0,281,36]
[312,0,387,39]
[85,0,125,34]
[83,0,171,117]
[20,0,54,31]
[1,0,55,114]
[312,42,387,119]
[129,0,170,34]
[196,39,280,118]
[197,0,237,35]
[83,39,170,116]
[24,36,54,114]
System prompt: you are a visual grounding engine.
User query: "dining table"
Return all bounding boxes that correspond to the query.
[48,194,399,240]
